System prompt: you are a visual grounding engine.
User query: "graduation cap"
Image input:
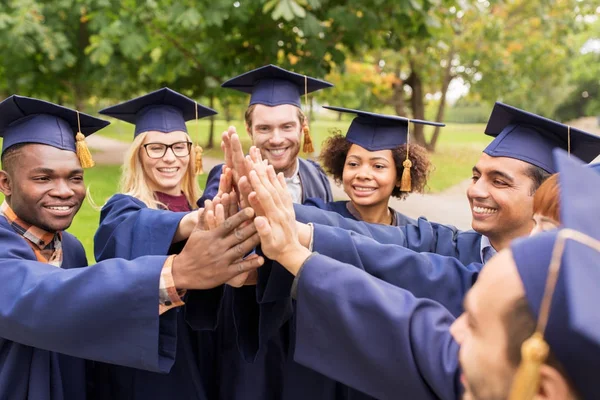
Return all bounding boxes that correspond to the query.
[509,149,600,399]
[323,105,444,191]
[0,95,109,168]
[483,102,600,174]
[222,65,333,153]
[99,88,217,174]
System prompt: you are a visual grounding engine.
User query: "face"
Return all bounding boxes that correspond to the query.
[450,250,525,400]
[247,104,302,177]
[0,144,85,232]
[140,130,190,195]
[530,213,559,236]
[467,154,535,248]
[342,144,399,208]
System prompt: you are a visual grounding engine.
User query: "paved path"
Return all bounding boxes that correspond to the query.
[87,135,474,229]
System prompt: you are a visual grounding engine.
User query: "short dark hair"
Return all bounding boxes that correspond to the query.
[0,143,28,174]
[319,132,432,200]
[525,164,552,195]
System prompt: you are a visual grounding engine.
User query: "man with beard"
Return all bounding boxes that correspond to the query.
[250,148,599,400]
[0,95,262,399]
[199,64,333,205]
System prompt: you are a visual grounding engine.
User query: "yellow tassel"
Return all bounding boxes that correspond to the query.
[194,143,204,175]
[75,132,95,168]
[303,125,314,153]
[400,159,412,192]
[508,332,549,400]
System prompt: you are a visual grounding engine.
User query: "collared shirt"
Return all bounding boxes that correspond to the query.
[479,235,497,264]
[0,201,183,314]
[0,201,62,267]
[284,159,303,204]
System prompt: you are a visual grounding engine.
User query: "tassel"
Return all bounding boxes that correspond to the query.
[303,125,314,153]
[508,332,549,400]
[75,132,95,168]
[400,159,412,192]
[194,143,204,175]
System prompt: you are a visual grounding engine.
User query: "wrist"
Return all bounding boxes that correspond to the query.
[277,245,312,276]
[171,254,190,289]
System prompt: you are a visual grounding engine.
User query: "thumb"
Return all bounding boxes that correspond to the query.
[254,216,272,238]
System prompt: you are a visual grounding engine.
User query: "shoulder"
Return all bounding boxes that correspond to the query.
[0,218,37,260]
[103,194,148,212]
[300,157,327,174]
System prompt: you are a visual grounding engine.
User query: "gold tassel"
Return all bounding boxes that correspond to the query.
[303,125,314,153]
[75,131,95,168]
[400,159,412,192]
[194,143,204,175]
[508,332,549,400]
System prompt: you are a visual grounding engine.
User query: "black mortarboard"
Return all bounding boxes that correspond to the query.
[221,64,333,108]
[98,88,217,138]
[484,102,600,173]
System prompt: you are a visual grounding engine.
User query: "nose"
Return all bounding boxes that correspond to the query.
[354,165,372,181]
[162,147,177,162]
[50,179,75,198]
[449,313,467,345]
[268,129,284,145]
[467,177,489,201]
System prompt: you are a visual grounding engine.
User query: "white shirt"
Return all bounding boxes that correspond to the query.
[479,235,497,264]
[284,159,303,204]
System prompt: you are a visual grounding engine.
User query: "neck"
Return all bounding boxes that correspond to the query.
[351,201,392,225]
[154,185,182,197]
[487,224,533,252]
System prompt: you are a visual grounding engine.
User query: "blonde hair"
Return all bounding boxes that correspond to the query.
[119,131,201,210]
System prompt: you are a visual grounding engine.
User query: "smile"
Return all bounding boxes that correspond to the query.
[268,148,288,156]
[472,206,497,214]
[157,167,179,173]
[45,206,73,211]
[353,186,376,192]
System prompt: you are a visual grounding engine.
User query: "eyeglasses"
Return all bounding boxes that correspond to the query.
[142,141,192,159]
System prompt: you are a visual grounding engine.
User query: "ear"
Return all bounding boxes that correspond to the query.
[245,123,253,139]
[534,364,574,400]
[0,170,13,197]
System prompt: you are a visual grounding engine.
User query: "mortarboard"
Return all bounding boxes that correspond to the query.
[221,64,332,108]
[99,88,217,174]
[323,105,444,192]
[483,102,600,174]
[509,149,600,399]
[98,87,217,138]
[0,95,109,168]
[323,106,444,151]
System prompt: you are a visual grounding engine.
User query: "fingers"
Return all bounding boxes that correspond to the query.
[221,216,258,249]
[217,168,233,197]
[247,191,265,217]
[222,131,233,168]
[237,176,253,210]
[223,231,261,261]
[228,190,239,218]
[224,254,264,284]
[215,207,255,236]
[253,216,272,240]
[248,170,279,216]
[197,199,214,231]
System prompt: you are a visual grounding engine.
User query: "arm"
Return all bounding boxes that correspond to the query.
[294,255,462,400]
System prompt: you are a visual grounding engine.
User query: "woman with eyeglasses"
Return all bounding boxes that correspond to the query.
[91,88,223,399]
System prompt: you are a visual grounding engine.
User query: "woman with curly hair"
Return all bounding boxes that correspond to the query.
[305,106,440,226]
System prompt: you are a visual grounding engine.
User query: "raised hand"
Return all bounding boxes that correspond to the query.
[247,164,311,276]
[171,207,264,289]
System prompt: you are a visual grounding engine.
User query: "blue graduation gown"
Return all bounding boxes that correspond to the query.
[293,254,462,400]
[198,158,333,206]
[0,217,177,400]
[303,198,418,227]
[93,194,221,399]
[294,203,483,265]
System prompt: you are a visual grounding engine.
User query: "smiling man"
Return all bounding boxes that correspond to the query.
[291,102,600,265]
[200,64,333,205]
[0,95,262,399]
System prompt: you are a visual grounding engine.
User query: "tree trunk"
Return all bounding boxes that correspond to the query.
[429,49,456,152]
[207,94,216,149]
[223,98,232,123]
[405,66,426,147]
[392,64,407,116]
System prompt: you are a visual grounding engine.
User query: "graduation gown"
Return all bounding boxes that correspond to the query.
[294,203,483,265]
[293,254,462,400]
[198,158,333,206]
[0,217,177,400]
[303,198,418,227]
[93,194,221,399]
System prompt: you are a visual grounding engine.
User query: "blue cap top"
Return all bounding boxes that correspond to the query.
[98,88,217,137]
[511,149,600,399]
[324,106,444,151]
[0,95,109,154]
[483,102,600,173]
[221,64,333,108]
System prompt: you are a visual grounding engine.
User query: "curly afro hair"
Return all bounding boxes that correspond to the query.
[319,132,432,200]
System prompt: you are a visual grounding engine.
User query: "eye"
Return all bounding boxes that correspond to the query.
[493,179,508,187]
[71,175,84,183]
[148,145,165,151]
[346,161,359,167]
[173,143,187,151]
[471,175,480,182]
[374,164,386,169]
[33,176,50,182]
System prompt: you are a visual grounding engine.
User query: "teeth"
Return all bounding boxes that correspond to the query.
[47,206,70,211]
[473,206,497,214]
[158,168,178,172]
[269,149,286,156]
[354,187,375,192]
